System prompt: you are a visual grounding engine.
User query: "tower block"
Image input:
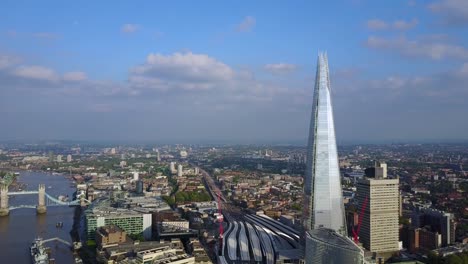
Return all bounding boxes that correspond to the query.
[0,184,9,216]
[37,184,47,214]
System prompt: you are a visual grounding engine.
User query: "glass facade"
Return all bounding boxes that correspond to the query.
[303,53,346,235]
[305,229,365,264]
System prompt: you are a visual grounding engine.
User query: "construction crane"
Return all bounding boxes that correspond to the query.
[352,195,368,244]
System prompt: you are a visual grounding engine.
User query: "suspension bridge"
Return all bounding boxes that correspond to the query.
[0,184,87,216]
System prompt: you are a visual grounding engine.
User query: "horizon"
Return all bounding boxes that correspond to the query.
[2,1,468,142]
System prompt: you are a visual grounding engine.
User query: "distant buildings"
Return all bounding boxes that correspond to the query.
[356,161,399,254]
[56,155,63,162]
[411,207,456,247]
[66,154,72,162]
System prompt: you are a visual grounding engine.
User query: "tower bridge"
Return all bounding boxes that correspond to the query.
[0,184,87,216]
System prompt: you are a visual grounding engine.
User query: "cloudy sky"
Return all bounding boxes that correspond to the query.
[1,0,468,143]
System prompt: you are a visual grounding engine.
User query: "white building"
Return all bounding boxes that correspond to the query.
[133,172,139,181]
[66,154,72,163]
[177,165,183,177]
[170,162,176,174]
[56,155,63,162]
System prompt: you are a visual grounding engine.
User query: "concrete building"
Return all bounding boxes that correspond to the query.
[356,164,399,254]
[177,164,183,177]
[56,155,63,162]
[95,225,127,249]
[66,154,72,162]
[305,229,366,264]
[85,207,152,240]
[170,162,176,174]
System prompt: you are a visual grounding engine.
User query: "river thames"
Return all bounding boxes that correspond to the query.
[0,171,76,263]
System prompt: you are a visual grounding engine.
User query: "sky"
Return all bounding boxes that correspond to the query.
[1,0,468,144]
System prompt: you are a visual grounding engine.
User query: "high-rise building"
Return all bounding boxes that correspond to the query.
[66,154,72,163]
[356,162,399,254]
[303,53,346,235]
[177,164,183,177]
[170,162,176,174]
[56,155,63,162]
[156,150,161,162]
[303,54,365,264]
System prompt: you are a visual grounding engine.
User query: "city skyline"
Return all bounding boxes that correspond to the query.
[2,1,468,143]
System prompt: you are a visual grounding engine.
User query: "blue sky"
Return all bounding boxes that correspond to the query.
[1,0,468,143]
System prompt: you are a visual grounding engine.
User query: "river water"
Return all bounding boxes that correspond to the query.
[0,171,76,263]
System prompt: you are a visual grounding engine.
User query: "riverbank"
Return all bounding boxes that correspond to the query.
[0,171,76,263]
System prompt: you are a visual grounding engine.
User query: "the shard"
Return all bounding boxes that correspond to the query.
[303,53,347,235]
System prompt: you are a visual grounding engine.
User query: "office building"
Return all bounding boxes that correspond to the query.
[356,163,399,254]
[85,207,152,240]
[303,53,347,235]
[66,154,72,162]
[302,54,367,264]
[56,155,63,162]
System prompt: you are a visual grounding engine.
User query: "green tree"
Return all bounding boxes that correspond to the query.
[445,254,463,264]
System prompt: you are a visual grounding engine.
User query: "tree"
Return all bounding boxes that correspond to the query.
[445,254,463,264]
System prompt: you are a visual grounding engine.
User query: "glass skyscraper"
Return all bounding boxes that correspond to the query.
[303,53,347,235]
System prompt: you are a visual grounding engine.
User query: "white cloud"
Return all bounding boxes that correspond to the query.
[264,63,297,74]
[366,36,468,60]
[0,54,20,69]
[393,18,419,30]
[121,24,140,33]
[63,71,87,81]
[429,0,468,24]
[367,18,418,30]
[12,65,59,81]
[131,52,235,91]
[367,19,388,30]
[236,16,256,32]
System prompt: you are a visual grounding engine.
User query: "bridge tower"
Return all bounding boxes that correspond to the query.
[0,184,9,216]
[37,184,47,214]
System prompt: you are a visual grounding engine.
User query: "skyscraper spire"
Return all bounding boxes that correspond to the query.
[303,53,347,235]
